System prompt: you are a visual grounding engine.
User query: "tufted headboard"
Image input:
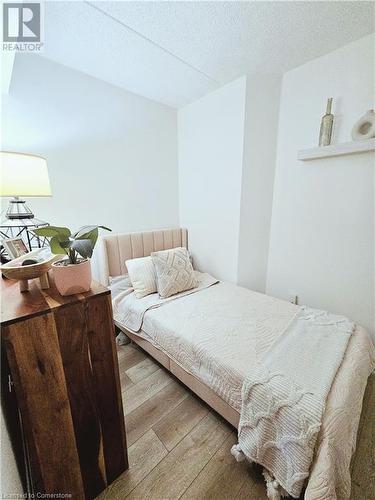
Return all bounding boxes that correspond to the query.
[97,228,188,285]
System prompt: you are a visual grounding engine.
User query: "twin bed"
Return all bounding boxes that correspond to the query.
[98,228,374,500]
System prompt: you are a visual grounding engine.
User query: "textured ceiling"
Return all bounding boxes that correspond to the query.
[40,1,374,108]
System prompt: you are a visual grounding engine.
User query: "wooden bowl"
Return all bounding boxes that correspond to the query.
[1,250,59,292]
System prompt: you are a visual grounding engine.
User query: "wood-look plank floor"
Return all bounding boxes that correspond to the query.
[97,343,374,500]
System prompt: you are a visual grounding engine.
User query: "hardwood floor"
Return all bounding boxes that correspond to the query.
[98,343,374,500]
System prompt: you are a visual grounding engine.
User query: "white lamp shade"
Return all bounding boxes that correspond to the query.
[0,151,52,197]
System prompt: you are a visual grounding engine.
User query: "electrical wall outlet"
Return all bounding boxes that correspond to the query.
[289,295,299,305]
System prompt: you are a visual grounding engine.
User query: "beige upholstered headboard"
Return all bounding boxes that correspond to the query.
[98,228,188,285]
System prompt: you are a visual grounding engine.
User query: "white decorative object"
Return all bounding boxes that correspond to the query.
[351,109,375,141]
[298,138,375,161]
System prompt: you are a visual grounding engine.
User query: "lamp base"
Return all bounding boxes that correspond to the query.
[6,197,34,220]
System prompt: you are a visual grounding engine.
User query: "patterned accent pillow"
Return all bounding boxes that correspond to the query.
[151,247,198,299]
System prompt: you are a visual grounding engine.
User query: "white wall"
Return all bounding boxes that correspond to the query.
[1,55,179,278]
[237,75,281,292]
[178,74,281,289]
[267,34,375,337]
[178,77,246,282]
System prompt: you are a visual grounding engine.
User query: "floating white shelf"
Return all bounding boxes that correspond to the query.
[298,138,375,161]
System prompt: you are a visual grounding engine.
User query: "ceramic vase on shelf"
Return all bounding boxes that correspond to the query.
[319,98,334,146]
[351,110,375,141]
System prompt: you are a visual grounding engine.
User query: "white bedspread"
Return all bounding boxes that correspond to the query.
[236,306,353,498]
[112,274,374,499]
[113,272,218,331]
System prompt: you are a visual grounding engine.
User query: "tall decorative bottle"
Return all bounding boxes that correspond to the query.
[319,98,334,146]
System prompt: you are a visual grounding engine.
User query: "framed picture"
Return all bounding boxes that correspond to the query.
[2,238,29,260]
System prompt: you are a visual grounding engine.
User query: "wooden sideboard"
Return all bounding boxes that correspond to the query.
[1,272,128,498]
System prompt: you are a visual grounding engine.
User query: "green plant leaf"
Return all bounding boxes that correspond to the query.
[50,235,70,255]
[75,227,98,248]
[35,225,110,261]
[59,239,72,249]
[73,225,95,238]
[34,226,71,238]
[71,239,93,259]
[74,225,111,238]
[74,225,111,252]
[55,234,72,245]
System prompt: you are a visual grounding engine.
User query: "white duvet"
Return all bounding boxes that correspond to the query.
[112,272,374,499]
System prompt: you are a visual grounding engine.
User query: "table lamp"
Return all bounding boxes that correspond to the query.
[0,151,52,255]
[0,151,52,219]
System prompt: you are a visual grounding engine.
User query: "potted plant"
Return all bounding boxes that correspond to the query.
[34,225,111,296]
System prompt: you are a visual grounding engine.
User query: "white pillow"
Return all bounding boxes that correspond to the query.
[126,256,157,299]
[151,247,198,299]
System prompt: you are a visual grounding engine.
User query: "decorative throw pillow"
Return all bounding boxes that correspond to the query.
[126,256,157,299]
[151,247,198,299]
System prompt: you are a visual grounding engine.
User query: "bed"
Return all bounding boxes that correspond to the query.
[98,227,374,500]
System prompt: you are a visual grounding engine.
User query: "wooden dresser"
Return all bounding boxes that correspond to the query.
[1,273,128,499]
